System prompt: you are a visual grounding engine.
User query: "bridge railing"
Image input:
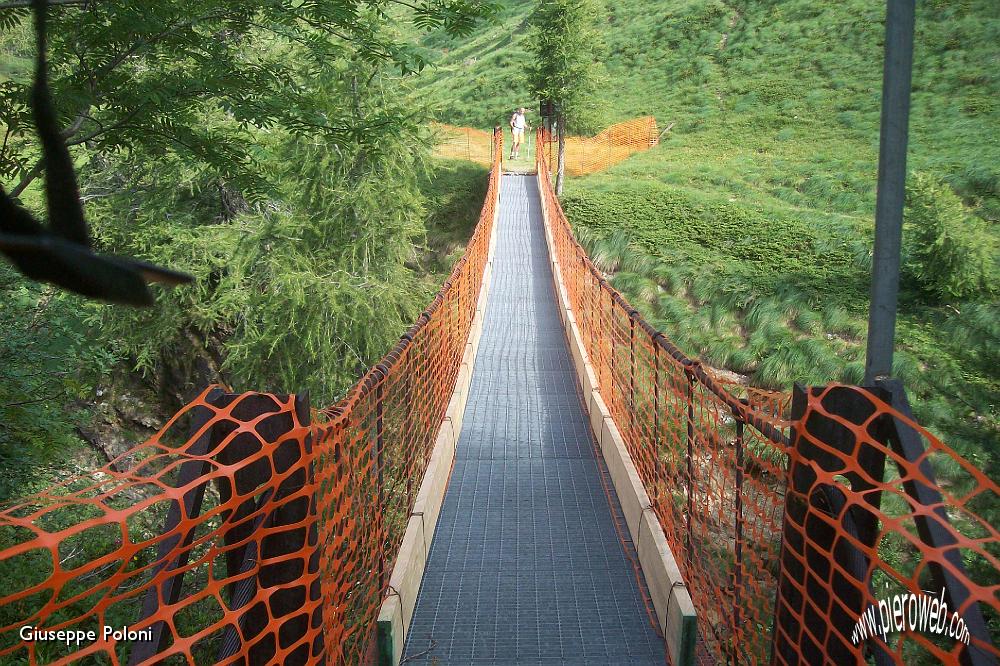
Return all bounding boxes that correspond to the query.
[310,125,501,663]
[0,129,504,665]
[535,130,999,665]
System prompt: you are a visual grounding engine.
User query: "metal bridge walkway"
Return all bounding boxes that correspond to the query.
[402,174,666,664]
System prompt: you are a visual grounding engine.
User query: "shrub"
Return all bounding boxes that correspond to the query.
[902,173,997,302]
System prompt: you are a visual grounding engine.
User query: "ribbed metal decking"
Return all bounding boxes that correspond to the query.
[402,174,667,665]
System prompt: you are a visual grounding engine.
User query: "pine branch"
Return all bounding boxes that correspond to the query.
[3,393,62,408]
[0,0,89,8]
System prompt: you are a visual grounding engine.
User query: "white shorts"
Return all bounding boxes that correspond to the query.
[512,127,525,141]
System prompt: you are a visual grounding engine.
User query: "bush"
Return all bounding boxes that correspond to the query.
[903,173,997,301]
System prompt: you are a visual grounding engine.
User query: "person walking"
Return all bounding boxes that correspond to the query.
[510,107,528,160]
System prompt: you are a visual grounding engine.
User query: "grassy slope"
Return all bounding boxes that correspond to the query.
[409,1,536,126]
[412,0,999,466]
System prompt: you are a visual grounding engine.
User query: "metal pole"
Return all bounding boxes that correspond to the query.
[684,370,694,573]
[864,0,915,384]
[375,381,386,591]
[733,407,745,664]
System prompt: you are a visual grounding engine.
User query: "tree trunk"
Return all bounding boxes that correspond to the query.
[556,116,566,196]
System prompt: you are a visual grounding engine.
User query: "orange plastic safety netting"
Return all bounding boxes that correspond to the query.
[774,384,999,665]
[536,133,999,664]
[430,123,496,166]
[0,130,503,665]
[540,116,660,177]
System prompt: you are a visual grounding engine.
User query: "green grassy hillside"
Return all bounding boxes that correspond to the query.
[413,0,999,466]
[417,0,999,216]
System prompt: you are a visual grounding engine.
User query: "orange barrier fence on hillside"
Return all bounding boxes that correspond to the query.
[431,123,495,166]
[541,116,660,177]
[434,117,659,176]
[0,130,503,666]
[536,131,999,665]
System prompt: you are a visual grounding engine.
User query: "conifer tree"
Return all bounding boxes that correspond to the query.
[526,0,606,195]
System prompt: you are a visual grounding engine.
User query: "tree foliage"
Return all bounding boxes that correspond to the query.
[0,263,119,498]
[84,59,434,403]
[903,172,997,302]
[525,0,606,193]
[0,0,498,490]
[0,0,497,197]
[525,0,606,134]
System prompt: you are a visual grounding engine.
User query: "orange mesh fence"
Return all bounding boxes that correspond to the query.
[775,384,999,665]
[536,132,999,664]
[0,390,322,665]
[310,125,500,662]
[541,116,659,176]
[538,136,792,661]
[430,123,495,166]
[0,130,503,665]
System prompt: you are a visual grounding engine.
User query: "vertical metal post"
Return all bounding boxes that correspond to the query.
[652,343,663,506]
[405,351,414,507]
[733,405,746,665]
[864,0,916,384]
[684,369,695,572]
[549,121,558,182]
[629,314,636,438]
[610,301,617,412]
[375,380,386,590]
[604,289,612,394]
[771,385,889,664]
[580,255,601,364]
[579,255,586,343]
[652,344,660,439]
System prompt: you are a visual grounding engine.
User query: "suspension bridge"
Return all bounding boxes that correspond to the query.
[0,128,996,666]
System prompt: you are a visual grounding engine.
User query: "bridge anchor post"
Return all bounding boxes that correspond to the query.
[130,391,322,666]
[772,383,995,666]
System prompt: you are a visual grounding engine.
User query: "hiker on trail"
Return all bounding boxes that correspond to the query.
[510,107,528,159]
